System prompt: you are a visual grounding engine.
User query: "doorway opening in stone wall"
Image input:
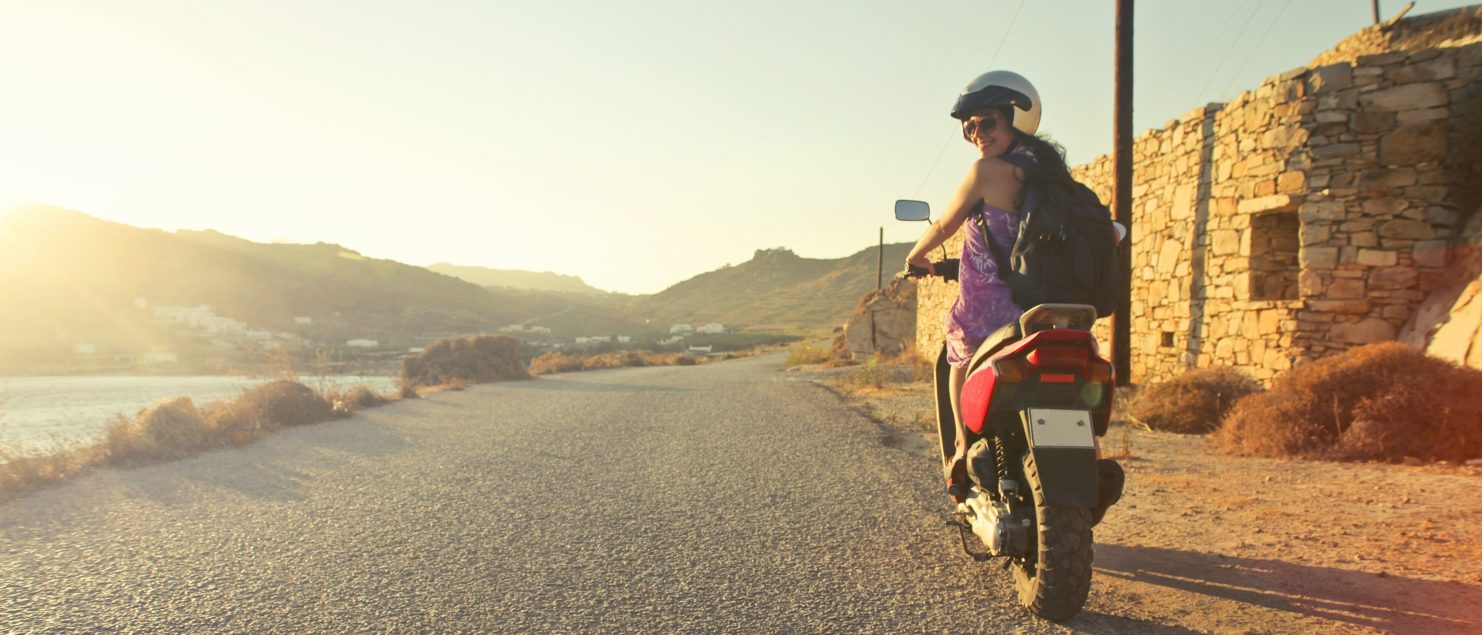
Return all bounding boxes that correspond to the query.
[1250,211,1301,301]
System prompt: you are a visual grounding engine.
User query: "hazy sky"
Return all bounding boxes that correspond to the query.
[2,0,1473,293]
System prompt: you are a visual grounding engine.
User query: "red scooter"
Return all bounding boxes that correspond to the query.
[902,260,1124,622]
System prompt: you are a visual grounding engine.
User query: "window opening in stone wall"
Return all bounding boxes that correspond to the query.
[1249,212,1300,301]
[1161,332,1175,348]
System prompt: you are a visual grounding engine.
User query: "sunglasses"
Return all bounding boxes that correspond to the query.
[961,115,1002,140]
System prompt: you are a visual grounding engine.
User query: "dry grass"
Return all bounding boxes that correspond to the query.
[529,350,700,376]
[784,344,832,368]
[399,334,530,389]
[1129,367,1263,434]
[1214,342,1482,463]
[0,378,400,501]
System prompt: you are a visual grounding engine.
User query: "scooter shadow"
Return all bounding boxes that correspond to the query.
[1090,542,1482,632]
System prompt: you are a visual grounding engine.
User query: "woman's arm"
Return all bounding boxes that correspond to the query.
[906,158,1011,268]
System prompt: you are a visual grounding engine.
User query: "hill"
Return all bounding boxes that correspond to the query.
[0,206,645,369]
[425,263,607,295]
[629,244,913,332]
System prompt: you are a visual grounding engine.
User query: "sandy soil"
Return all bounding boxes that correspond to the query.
[801,362,1482,634]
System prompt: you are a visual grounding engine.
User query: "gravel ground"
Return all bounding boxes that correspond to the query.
[818,364,1482,634]
[0,354,1185,634]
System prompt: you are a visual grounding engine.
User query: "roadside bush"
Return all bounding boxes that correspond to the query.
[530,350,698,375]
[3,378,389,501]
[1130,367,1262,434]
[106,397,214,462]
[1215,342,1482,462]
[338,385,392,410]
[785,345,831,368]
[400,334,530,388]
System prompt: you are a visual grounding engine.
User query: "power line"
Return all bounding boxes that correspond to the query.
[910,0,1027,198]
[1195,1,1266,104]
[1217,0,1294,100]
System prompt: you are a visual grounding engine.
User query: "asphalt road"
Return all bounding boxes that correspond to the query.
[1,354,1168,633]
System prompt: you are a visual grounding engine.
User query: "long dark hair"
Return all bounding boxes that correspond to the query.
[1007,130,1093,240]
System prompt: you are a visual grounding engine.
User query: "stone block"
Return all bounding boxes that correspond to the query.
[1357,52,1406,66]
[1350,232,1379,247]
[1276,171,1307,193]
[1301,246,1339,269]
[1157,238,1183,275]
[1308,299,1372,314]
[1300,223,1331,245]
[1300,200,1346,222]
[1328,278,1366,298]
[1377,219,1435,240]
[1379,123,1448,165]
[1396,107,1448,123]
[1211,229,1241,256]
[1413,240,1449,268]
[1358,82,1448,111]
[1370,267,1419,289]
[1426,206,1460,226]
[1388,58,1456,83]
[1316,111,1349,123]
[1357,168,1416,188]
[1238,194,1295,214]
[1361,198,1408,215]
[1350,111,1395,134]
[1308,64,1353,91]
[1406,186,1448,201]
[1311,142,1361,159]
[1330,318,1396,344]
[1356,249,1398,266]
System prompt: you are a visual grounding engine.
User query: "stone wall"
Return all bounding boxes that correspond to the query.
[915,23,1482,385]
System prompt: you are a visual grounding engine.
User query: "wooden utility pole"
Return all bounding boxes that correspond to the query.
[1372,0,1381,25]
[876,227,884,290]
[1112,0,1133,385]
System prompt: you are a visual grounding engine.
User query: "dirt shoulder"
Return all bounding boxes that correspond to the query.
[796,361,1482,634]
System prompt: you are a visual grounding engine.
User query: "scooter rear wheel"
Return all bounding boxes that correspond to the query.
[1012,451,1094,621]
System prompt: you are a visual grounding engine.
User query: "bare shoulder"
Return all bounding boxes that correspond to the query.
[971,156,1026,183]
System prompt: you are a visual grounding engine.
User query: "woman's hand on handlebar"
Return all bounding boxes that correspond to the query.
[903,255,933,279]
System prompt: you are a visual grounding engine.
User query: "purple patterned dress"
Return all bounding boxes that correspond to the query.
[944,171,1028,368]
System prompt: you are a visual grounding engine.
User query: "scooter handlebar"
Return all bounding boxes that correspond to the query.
[900,259,960,282]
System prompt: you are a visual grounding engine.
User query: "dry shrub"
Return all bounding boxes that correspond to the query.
[839,357,890,391]
[207,381,334,446]
[340,385,391,409]
[2,379,362,500]
[1215,342,1482,462]
[532,350,700,375]
[785,345,831,368]
[0,447,103,499]
[530,352,583,375]
[1130,367,1262,434]
[106,397,214,463]
[400,334,530,388]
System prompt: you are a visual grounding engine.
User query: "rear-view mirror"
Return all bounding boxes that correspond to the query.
[895,200,930,222]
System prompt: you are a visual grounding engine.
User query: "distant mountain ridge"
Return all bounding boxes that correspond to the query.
[630,244,914,332]
[0,206,908,369]
[426,263,606,295]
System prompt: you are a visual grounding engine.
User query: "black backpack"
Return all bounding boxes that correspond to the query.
[976,157,1120,318]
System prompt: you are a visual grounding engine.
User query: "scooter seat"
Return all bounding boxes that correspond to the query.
[966,321,1023,374]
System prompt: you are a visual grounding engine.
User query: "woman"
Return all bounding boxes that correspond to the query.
[905,70,1080,502]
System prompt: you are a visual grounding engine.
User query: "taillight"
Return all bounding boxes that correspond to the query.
[1086,360,1114,384]
[993,357,1028,383]
[1027,345,1088,367]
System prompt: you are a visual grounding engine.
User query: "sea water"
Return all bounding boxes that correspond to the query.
[0,375,398,452]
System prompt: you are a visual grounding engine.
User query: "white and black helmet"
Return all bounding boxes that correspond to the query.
[951,70,1041,136]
